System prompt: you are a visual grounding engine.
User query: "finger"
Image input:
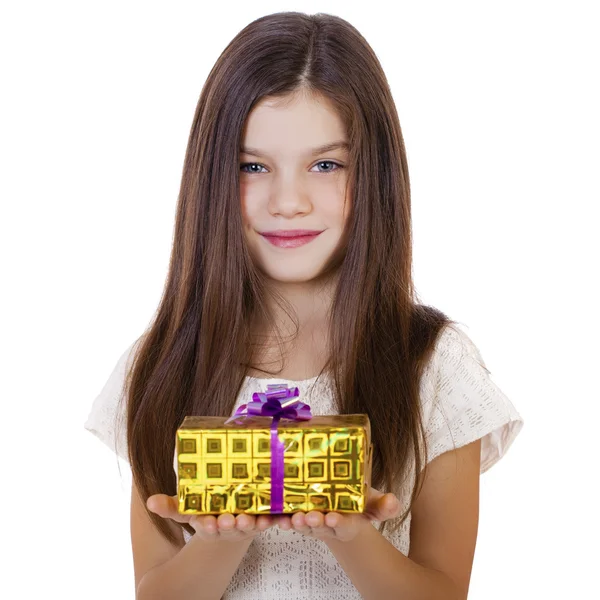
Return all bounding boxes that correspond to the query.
[372,493,401,521]
[146,494,192,524]
[236,513,255,532]
[190,514,218,535]
[146,494,174,516]
[324,511,343,529]
[366,487,384,504]
[368,487,385,502]
[216,513,236,531]
[380,493,400,517]
[305,511,333,538]
[216,513,247,540]
[324,512,365,542]
[305,511,324,528]
[256,515,275,531]
[277,515,293,531]
[385,493,401,517]
[291,512,312,536]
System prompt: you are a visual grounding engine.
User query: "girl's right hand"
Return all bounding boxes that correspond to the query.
[146,494,277,542]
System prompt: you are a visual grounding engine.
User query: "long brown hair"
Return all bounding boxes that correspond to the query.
[118,11,459,546]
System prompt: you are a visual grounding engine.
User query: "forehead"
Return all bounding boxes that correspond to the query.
[241,92,347,156]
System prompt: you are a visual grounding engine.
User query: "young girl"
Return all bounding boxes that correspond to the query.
[84,11,523,600]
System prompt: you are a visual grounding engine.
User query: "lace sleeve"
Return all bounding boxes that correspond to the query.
[422,324,524,472]
[83,339,141,463]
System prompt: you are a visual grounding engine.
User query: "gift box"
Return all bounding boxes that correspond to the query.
[175,384,373,515]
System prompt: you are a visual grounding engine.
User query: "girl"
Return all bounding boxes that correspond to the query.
[85,11,523,600]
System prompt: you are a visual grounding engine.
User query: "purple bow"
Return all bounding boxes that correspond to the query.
[225,384,312,512]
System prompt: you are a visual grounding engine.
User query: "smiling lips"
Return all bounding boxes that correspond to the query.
[260,229,323,248]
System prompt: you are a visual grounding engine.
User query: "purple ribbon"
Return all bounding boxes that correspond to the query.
[225,384,312,512]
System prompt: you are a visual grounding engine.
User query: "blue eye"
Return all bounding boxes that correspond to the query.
[313,161,342,173]
[239,161,343,174]
[240,163,267,174]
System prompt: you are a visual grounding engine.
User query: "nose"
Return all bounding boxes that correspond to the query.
[267,174,312,217]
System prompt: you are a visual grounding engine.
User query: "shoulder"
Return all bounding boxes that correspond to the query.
[83,335,145,461]
[420,322,494,402]
[99,336,144,406]
[430,323,486,373]
[418,323,479,403]
[419,323,524,473]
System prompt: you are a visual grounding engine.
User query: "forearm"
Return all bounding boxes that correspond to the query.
[324,520,460,600]
[137,534,253,600]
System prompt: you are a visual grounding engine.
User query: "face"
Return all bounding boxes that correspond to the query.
[239,91,351,284]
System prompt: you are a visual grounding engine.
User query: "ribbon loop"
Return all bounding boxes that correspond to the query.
[225,383,312,425]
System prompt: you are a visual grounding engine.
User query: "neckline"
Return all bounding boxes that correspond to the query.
[244,373,321,384]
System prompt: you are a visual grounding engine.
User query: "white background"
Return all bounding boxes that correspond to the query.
[1,1,598,598]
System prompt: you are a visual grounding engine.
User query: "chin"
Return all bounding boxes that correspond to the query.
[253,257,326,282]
[263,268,324,284]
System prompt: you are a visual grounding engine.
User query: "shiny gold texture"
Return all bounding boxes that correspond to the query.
[175,414,373,515]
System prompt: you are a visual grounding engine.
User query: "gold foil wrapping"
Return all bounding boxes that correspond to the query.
[175,414,373,515]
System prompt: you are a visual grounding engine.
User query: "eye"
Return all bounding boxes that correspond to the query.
[239,161,344,175]
[240,162,268,174]
[311,161,343,174]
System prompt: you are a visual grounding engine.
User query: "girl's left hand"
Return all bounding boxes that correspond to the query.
[274,487,401,543]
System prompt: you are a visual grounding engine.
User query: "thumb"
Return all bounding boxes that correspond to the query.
[381,493,402,519]
[146,494,178,518]
[366,487,385,504]
[146,494,192,524]
[370,493,401,521]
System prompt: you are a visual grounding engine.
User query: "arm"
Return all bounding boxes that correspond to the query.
[132,485,275,600]
[136,535,253,600]
[324,439,481,600]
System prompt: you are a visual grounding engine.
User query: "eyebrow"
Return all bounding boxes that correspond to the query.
[240,140,350,158]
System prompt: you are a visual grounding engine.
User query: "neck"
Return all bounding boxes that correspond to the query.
[261,273,338,337]
[247,275,337,379]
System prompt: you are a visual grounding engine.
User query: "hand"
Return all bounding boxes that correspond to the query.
[273,487,401,543]
[146,494,277,543]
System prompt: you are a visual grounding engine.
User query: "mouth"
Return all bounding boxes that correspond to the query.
[259,231,323,249]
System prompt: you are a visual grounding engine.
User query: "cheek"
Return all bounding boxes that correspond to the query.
[240,187,257,227]
[328,196,351,225]
[335,180,352,223]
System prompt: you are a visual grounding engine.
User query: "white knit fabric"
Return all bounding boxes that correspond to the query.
[84,324,523,599]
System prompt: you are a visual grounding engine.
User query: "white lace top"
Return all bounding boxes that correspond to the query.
[84,324,523,599]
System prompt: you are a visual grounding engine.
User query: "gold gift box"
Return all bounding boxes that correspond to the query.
[175,414,373,515]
